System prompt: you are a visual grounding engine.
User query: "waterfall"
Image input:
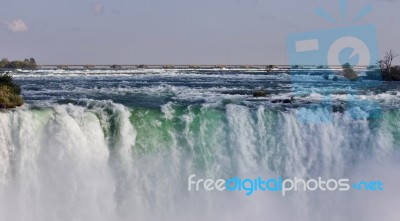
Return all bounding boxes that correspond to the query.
[0,101,399,221]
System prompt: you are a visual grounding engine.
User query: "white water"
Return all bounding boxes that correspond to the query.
[0,102,399,221]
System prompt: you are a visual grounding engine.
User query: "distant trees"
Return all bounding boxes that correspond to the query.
[0,58,37,69]
[374,50,400,81]
[0,59,9,68]
[380,50,399,74]
[365,50,400,81]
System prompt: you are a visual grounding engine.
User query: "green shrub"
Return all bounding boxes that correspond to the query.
[0,73,24,108]
[342,63,358,80]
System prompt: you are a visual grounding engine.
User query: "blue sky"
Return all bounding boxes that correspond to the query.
[1,0,400,64]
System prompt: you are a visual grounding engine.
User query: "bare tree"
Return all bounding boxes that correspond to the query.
[380,50,400,73]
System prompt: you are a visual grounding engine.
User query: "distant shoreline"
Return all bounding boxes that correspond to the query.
[1,64,372,71]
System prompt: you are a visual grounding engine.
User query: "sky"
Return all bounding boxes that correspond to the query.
[1,0,400,65]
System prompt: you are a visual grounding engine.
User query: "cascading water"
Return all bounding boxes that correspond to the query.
[0,69,399,220]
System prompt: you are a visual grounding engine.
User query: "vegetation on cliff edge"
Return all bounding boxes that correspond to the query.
[0,73,24,108]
